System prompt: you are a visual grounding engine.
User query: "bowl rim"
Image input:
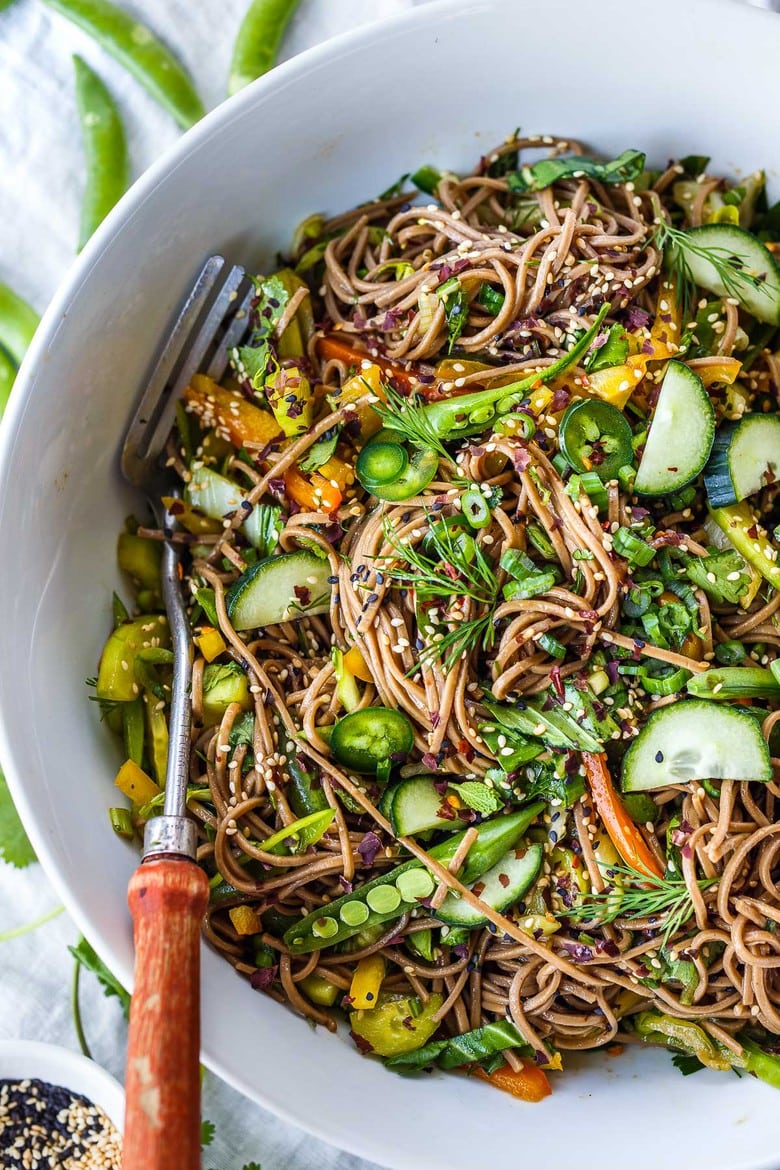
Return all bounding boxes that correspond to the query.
[0,1039,125,1131]
[1,0,778,1165]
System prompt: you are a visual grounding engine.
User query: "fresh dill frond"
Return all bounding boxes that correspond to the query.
[653,216,766,318]
[373,383,454,466]
[85,675,121,722]
[560,862,717,946]
[380,514,499,671]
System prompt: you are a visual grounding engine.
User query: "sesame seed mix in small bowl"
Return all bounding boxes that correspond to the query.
[0,1040,123,1167]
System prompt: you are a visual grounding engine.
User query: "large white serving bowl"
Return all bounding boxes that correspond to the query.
[1,0,779,1166]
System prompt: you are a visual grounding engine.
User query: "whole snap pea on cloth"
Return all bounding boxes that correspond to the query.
[0,5,431,1168]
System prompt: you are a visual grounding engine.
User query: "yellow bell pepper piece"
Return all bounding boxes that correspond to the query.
[317,455,355,491]
[648,276,682,359]
[584,355,648,410]
[343,644,373,682]
[115,760,161,805]
[336,363,386,436]
[265,362,314,437]
[517,913,561,938]
[183,374,282,450]
[196,626,227,662]
[229,905,262,936]
[695,357,742,388]
[349,955,386,1009]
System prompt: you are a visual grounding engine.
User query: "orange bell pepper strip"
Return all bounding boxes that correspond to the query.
[344,644,373,682]
[474,1062,552,1102]
[582,752,664,878]
[284,466,342,513]
[183,374,282,450]
[317,334,420,394]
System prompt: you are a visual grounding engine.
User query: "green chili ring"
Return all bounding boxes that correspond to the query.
[330,707,415,775]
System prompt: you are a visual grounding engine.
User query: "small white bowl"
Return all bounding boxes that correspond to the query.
[0,1040,124,1132]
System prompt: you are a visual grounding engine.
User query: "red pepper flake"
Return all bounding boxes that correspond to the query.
[550,665,564,699]
[747,524,759,539]
[498,872,510,889]
[457,738,475,762]
[350,1030,374,1054]
[472,882,486,898]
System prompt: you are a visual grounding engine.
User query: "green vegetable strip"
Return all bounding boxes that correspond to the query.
[228,0,302,96]
[73,56,129,250]
[0,283,39,367]
[41,0,205,128]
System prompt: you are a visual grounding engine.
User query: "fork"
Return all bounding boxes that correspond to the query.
[120,256,255,1170]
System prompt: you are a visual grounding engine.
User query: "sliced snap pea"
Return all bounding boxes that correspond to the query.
[41,0,205,129]
[228,0,302,96]
[73,56,129,250]
[0,284,39,367]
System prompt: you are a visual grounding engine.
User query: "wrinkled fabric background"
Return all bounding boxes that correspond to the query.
[0,0,774,1167]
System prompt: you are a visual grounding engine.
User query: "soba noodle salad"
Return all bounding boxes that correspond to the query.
[92,133,780,1099]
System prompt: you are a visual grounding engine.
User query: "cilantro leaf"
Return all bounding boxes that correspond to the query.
[299,428,340,474]
[234,342,271,386]
[69,936,131,1019]
[685,549,750,605]
[585,322,629,372]
[450,781,504,816]
[201,1120,216,1147]
[0,770,36,869]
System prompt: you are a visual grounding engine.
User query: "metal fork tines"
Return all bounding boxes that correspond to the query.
[120,255,255,861]
[121,256,255,492]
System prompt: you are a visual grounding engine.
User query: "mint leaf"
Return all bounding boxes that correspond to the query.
[69,936,131,1020]
[450,781,504,816]
[0,770,36,869]
[201,1120,216,1147]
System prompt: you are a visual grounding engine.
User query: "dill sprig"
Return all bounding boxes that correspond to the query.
[380,514,499,671]
[373,383,454,466]
[653,215,766,318]
[85,675,121,721]
[561,862,717,946]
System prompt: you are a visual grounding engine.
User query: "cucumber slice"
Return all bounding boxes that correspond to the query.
[634,361,714,496]
[621,699,771,792]
[676,224,780,326]
[226,550,331,631]
[434,843,543,926]
[185,466,280,551]
[704,414,780,508]
[387,775,459,836]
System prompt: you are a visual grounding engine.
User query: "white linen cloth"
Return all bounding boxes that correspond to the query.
[0,5,424,1167]
[0,0,772,1167]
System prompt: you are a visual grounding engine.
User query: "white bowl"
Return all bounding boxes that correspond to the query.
[1,0,780,1167]
[0,1041,124,1132]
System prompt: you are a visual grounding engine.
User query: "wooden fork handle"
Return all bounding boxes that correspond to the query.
[123,855,209,1170]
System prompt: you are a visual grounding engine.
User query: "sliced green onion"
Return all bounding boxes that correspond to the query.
[461,487,492,529]
[527,521,557,560]
[476,284,505,316]
[617,464,636,492]
[503,571,557,601]
[578,470,609,511]
[538,632,566,659]
[637,664,691,695]
[551,453,570,477]
[613,526,656,566]
[714,639,746,666]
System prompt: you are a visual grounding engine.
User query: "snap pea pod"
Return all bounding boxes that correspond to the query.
[228,0,302,96]
[0,347,15,416]
[41,0,205,129]
[283,803,544,953]
[0,283,39,367]
[417,302,609,440]
[73,56,129,250]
